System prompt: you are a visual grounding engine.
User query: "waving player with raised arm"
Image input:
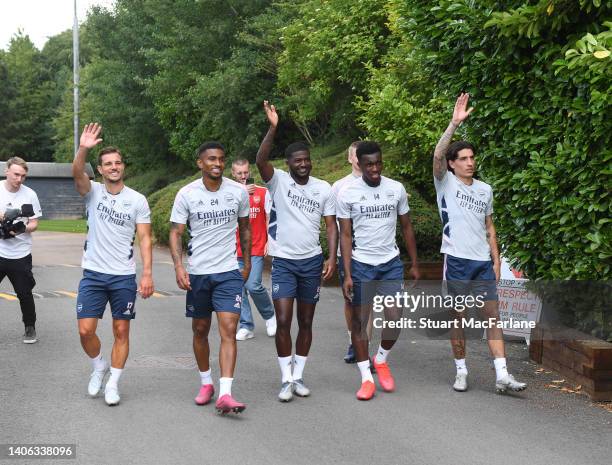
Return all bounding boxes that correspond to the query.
[433,94,526,394]
[256,101,337,402]
[72,123,154,406]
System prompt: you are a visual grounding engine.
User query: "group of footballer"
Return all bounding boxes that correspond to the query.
[69,93,526,414]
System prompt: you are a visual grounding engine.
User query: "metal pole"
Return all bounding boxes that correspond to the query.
[73,0,79,156]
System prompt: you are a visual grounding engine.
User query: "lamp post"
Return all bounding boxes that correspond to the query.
[73,0,79,155]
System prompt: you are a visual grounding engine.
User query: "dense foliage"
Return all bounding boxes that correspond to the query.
[0,34,65,161]
[384,0,611,279]
[2,0,609,282]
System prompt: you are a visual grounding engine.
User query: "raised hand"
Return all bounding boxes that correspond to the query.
[79,123,103,149]
[263,100,278,128]
[451,93,474,127]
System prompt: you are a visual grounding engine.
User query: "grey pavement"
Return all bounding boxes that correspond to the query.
[0,232,610,465]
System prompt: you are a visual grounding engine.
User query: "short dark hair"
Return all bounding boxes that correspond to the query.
[355,141,381,161]
[98,146,123,165]
[446,141,475,173]
[197,141,225,158]
[285,142,309,159]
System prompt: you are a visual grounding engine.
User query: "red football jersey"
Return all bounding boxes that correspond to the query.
[236,185,270,257]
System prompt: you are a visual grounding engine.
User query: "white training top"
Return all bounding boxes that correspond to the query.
[0,181,42,259]
[265,168,335,260]
[336,176,409,266]
[332,173,360,257]
[82,182,151,275]
[170,177,250,275]
[434,171,494,261]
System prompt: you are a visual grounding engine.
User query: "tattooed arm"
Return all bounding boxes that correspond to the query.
[433,93,474,180]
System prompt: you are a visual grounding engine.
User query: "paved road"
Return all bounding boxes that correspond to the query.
[0,233,610,465]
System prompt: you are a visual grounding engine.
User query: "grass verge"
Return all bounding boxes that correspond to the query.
[37,219,87,233]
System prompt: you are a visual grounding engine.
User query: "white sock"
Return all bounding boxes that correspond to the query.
[455,358,468,375]
[106,367,123,389]
[347,330,352,344]
[90,353,106,372]
[293,355,307,380]
[357,360,374,383]
[375,345,390,364]
[199,369,213,386]
[219,377,233,397]
[494,357,509,380]
[278,356,293,383]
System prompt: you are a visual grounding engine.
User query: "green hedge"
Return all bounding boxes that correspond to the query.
[148,173,199,246]
[367,0,612,279]
[126,162,192,198]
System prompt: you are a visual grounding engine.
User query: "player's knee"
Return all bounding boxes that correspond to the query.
[192,323,209,339]
[79,325,96,339]
[350,318,364,336]
[219,329,235,343]
[113,326,130,342]
[274,312,291,329]
[351,311,367,327]
[297,316,313,331]
[276,318,292,332]
[480,302,500,320]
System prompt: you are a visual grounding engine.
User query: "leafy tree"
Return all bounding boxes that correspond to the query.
[187,3,298,159]
[0,54,17,158]
[356,29,447,201]
[138,0,272,161]
[277,0,392,142]
[52,4,171,170]
[1,33,54,161]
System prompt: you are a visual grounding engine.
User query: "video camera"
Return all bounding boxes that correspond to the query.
[0,204,35,239]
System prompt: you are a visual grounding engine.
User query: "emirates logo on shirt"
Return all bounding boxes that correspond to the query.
[455,191,487,214]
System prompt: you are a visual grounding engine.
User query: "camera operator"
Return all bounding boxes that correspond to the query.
[0,157,42,343]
